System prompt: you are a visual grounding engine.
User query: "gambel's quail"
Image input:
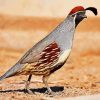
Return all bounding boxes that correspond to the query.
[0,6,97,94]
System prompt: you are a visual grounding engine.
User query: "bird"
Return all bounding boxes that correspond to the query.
[0,6,97,94]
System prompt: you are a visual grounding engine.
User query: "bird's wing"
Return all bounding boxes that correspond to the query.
[0,41,60,80]
[0,38,52,80]
[20,41,61,69]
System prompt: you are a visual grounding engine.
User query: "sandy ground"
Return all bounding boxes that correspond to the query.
[0,15,100,99]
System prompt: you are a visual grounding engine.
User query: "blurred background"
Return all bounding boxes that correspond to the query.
[0,0,100,98]
[0,0,100,50]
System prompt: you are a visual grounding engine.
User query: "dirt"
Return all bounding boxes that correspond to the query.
[0,15,100,100]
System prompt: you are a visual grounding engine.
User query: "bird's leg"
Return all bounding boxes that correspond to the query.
[42,75,53,94]
[25,74,33,94]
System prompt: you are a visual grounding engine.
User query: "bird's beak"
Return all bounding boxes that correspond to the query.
[85,7,98,16]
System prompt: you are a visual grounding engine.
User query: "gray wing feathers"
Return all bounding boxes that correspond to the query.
[0,38,49,81]
[0,39,49,80]
[20,36,53,64]
[0,63,24,81]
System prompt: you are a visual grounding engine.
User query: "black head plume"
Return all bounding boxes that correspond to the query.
[85,7,98,15]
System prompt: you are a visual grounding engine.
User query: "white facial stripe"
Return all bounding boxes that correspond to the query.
[71,11,85,16]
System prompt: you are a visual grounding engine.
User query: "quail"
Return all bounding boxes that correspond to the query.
[0,6,97,94]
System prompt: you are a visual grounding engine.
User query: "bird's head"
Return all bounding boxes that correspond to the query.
[68,6,98,27]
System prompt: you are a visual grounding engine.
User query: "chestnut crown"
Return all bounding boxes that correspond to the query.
[69,6,85,15]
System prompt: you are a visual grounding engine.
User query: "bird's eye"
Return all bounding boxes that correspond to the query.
[72,14,76,17]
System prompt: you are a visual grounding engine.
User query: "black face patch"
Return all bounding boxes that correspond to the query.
[75,11,86,27]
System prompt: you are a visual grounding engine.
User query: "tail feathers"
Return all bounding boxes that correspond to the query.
[0,63,24,81]
[0,75,6,81]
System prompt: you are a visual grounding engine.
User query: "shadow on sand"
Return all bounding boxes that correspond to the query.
[0,86,64,94]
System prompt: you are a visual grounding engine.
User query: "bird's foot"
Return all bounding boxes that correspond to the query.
[45,89,54,95]
[24,89,34,95]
